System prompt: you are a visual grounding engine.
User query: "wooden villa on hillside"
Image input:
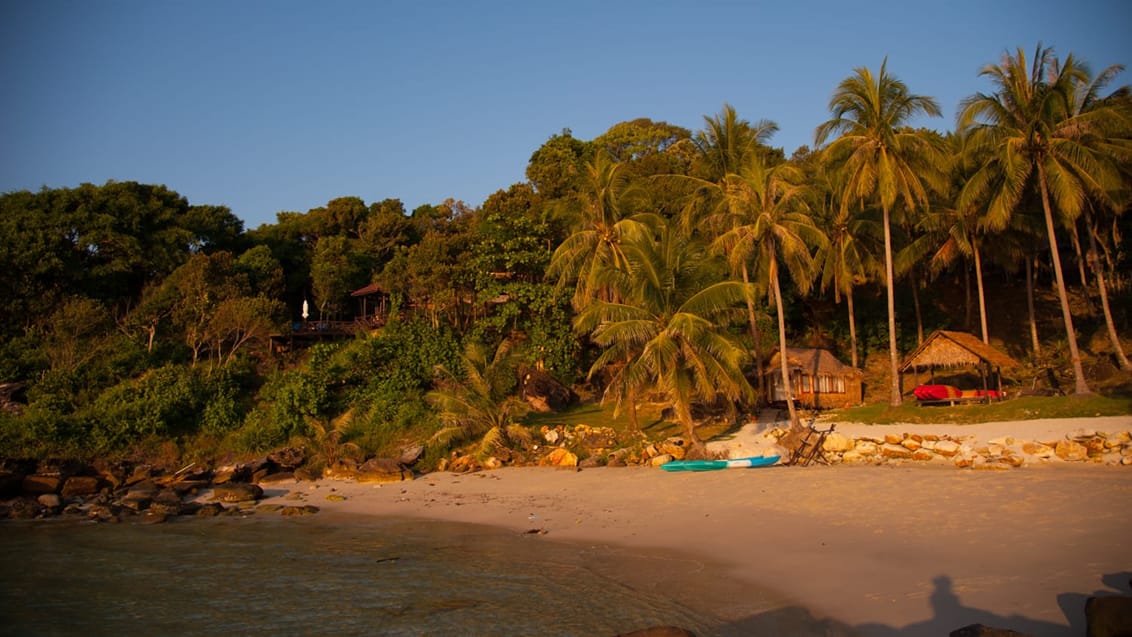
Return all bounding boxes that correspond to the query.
[765,347,863,409]
[900,330,1020,403]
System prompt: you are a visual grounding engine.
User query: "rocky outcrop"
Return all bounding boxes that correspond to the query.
[761,427,1132,469]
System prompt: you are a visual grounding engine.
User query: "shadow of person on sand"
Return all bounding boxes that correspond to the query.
[717,574,1072,637]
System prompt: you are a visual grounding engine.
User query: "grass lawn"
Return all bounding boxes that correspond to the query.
[822,393,1132,425]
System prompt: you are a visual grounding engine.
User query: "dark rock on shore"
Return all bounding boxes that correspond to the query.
[212,483,264,503]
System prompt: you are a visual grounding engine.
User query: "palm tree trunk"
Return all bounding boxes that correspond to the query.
[741,263,767,403]
[910,267,924,346]
[1085,210,1132,371]
[847,285,859,369]
[964,265,973,331]
[771,261,801,431]
[974,242,989,344]
[1027,256,1041,356]
[1037,165,1091,395]
[676,400,703,451]
[1069,222,1093,313]
[882,206,902,406]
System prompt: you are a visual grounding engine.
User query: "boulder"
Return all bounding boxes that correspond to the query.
[356,457,413,483]
[21,475,62,495]
[1086,595,1132,637]
[540,447,579,468]
[1021,442,1054,459]
[61,476,102,498]
[1081,437,1107,457]
[881,444,913,459]
[195,502,227,517]
[212,483,264,503]
[933,440,962,457]
[8,498,43,519]
[1055,440,1089,462]
[521,370,577,413]
[398,445,425,466]
[658,437,688,460]
[650,454,675,467]
[37,493,63,509]
[822,432,854,453]
[267,447,306,470]
[911,449,935,462]
[901,438,923,451]
[855,441,879,456]
[884,433,905,445]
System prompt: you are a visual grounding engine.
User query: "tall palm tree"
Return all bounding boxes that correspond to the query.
[959,45,1130,392]
[671,107,782,404]
[816,59,947,406]
[709,156,825,430]
[694,103,779,180]
[1065,61,1132,371]
[575,221,754,453]
[809,152,881,368]
[546,150,652,309]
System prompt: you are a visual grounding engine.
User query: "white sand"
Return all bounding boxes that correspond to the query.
[263,416,1132,636]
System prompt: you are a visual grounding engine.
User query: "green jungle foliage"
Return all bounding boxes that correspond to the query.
[1,44,1130,465]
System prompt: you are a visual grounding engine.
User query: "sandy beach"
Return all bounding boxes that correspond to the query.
[261,415,1132,636]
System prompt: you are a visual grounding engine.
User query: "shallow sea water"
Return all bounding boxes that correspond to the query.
[0,514,784,636]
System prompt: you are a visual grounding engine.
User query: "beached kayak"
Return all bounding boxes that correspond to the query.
[660,455,780,472]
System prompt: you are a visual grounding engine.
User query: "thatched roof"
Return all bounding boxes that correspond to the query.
[766,347,862,377]
[900,330,1020,372]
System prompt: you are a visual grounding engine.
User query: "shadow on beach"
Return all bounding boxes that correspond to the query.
[713,572,1132,637]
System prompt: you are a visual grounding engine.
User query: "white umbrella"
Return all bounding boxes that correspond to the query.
[302,299,309,320]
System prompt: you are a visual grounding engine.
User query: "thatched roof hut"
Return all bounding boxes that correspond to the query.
[900,330,1019,372]
[765,347,863,409]
[900,330,1019,398]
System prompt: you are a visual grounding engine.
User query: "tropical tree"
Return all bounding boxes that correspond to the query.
[1065,61,1132,371]
[693,103,780,181]
[575,220,753,453]
[426,338,528,449]
[816,58,947,406]
[958,45,1132,392]
[807,150,880,368]
[707,155,825,430]
[546,151,653,309]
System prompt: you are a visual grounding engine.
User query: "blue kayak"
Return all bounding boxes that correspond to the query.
[660,455,780,472]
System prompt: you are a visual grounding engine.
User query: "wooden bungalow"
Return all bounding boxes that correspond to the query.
[900,330,1020,404]
[765,347,864,409]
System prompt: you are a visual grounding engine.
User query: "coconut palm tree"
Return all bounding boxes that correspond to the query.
[816,59,947,406]
[808,151,881,368]
[958,45,1131,392]
[546,150,652,310]
[575,220,754,453]
[708,155,825,430]
[426,338,528,448]
[1065,62,1132,371]
[694,103,779,180]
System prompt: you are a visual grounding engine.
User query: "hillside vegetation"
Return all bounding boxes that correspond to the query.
[1,44,1129,468]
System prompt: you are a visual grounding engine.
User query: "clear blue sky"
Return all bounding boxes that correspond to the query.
[2,0,1129,230]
